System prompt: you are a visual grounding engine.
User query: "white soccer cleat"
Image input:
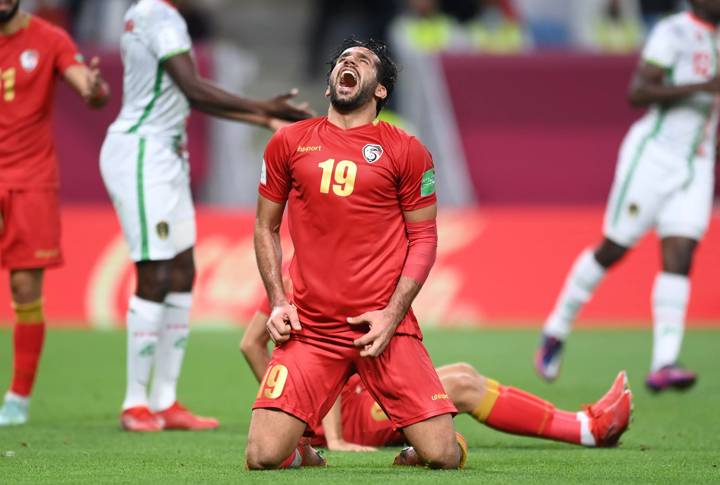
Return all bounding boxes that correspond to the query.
[0,393,29,426]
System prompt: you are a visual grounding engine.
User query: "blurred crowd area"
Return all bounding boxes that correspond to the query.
[27,0,688,62]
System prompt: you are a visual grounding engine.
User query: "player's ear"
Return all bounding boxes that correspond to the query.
[324,86,330,97]
[374,84,387,102]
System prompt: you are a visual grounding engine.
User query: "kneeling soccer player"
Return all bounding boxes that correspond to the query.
[247,38,466,469]
[242,306,633,455]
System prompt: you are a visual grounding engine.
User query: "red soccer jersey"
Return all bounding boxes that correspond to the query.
[259,117,437,342]
[0,16,81,189]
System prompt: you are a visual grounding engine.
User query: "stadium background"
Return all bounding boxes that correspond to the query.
[1,0,719,329]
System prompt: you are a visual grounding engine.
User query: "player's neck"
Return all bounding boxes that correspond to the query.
[327,104,378,130]
[0,11,29,36]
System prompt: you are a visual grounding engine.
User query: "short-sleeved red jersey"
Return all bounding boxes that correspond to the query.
[259,117,437,342]
[0,16,81,189]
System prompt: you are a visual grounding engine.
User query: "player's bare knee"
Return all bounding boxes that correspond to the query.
[418,440,461,469]
[661,237,696,276]
[594,239,627,268]
[135,262,172,301]
[245,437,292,470]
[9,270,43,303]
[170,250,195,292]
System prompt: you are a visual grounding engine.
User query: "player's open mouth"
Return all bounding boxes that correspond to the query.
[337,69,359,94]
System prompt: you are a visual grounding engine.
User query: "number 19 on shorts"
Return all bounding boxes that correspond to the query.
[256,364,289,399]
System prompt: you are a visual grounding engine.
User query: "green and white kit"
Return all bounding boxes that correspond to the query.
[100,0,195,261]
[604,12,718,247]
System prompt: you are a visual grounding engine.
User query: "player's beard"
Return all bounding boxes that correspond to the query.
[0,0,20,23]
[329,80,376,114]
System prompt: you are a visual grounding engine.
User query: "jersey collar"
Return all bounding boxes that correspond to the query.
[158,0,177,10]
[688,12,717,32]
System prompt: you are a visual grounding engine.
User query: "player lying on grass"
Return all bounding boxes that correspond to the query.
[242,302,633,454]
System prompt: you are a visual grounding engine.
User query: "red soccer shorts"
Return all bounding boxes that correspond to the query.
[0,189,63,270]
[340,374,405,446]
[253,334,457,432]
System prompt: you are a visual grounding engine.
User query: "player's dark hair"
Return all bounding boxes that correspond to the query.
[327,38,398,116]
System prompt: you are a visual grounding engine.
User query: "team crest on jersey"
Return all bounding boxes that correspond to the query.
[628,203,639,217]
[156,221,170,240]
[362,144,383,164]
[20,50,39,72]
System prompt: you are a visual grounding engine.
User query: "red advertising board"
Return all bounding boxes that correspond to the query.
[0,205,718,328]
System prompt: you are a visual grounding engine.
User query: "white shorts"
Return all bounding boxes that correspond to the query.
[603,126,715,247]
[100,133,196,262]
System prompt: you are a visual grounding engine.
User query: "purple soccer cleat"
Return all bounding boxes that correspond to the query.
[534,335,564,382]
[645,365,697,393]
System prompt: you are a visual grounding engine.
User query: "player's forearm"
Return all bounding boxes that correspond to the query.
[320,397,344,445]
[184,79,267,117]
[201,106,273,129]
[628,81,715,107]
[384,276,423,327]
[241,345,271,383]
[253,225,288,307]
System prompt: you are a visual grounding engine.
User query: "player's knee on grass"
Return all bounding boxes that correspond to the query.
[593,238,628,269]
[246,409,306,470]
[169,249,195,292]
[403,415,461,469]
[9,269,44,304]
[661,237,697,276]
[134,261,173,302]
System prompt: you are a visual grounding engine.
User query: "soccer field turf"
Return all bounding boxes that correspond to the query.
[0,327,718,484]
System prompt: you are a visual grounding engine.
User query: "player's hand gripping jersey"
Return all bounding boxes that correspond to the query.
[259,117,437,342]
[108,0,192,138]
[0,17,82,188]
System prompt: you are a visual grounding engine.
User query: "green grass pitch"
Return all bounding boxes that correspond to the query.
[0,327,719,484]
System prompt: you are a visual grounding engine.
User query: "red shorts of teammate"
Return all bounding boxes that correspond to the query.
[253,334,456,433]
[0,189,63,270]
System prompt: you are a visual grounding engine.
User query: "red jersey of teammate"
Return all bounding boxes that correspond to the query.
[0,16,82,189]
[259,117,437,342]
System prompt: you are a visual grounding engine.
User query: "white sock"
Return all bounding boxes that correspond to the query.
[123,296,164,410]
[651,272,689,372]
[577,411,595,447]
[544,249,606,340]
[4,391,29,407]
[149,292,192,412]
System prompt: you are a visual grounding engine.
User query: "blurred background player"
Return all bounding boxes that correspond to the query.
[247,38,465,470]
[242,303,633,450]
[0,0,109,425]
[99,0,311,433]
[537,0,720,392]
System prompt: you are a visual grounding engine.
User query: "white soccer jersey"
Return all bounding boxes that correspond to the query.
[633,12,720,162]
[108,0,192,137]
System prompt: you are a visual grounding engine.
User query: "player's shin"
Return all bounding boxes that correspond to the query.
[123,296,163,410]
[544,249,606,339]
[9,299,46,399]
[149,292,191,412]
[651,272,689,371]
[471,380,588,446]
